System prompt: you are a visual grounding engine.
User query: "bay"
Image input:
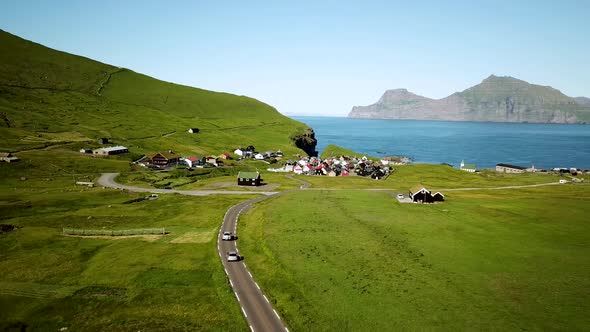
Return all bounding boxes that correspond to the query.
[291,116,590,169]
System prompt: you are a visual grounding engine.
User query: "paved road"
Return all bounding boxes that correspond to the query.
[218,175,310,332]
[97,173,278,196]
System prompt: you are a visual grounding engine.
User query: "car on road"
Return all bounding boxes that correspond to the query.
[227,250,240,262]
[397,194,404,199]
[222,231,233,241]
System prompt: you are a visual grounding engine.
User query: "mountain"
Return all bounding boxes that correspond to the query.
[0,30,316,156]
[348,75,590,123]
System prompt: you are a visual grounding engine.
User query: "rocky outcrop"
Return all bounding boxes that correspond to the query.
[291,128,318,157]
[348,75,590,124]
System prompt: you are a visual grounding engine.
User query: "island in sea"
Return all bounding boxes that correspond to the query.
[348,75,590,124]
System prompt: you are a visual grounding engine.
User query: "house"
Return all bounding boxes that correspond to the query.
[93,146,129,156]
[151,151,179,166]
[98,138,109,144]
[432,192,445,202]
[276,150,284,157]
[220,153,231,160]
[188,128,200,134]
[79,148,92,154]
[0,152,20,163]
[237,171,261,186]
[206,156,218,166]
[496,163,526,173]
[460,160,476,173]
[294,165,303,174]
[254,153,265,160]
[409,186,434,203]
[183,156,201,168]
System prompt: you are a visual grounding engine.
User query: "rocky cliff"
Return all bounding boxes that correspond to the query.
[291,128,318,157]
[348,75,590,123]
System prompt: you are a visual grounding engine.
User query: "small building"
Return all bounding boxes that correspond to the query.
[206,156,218,165]
[254,153,265,160]
[93,146,129,156]
[460,160,476,173]
[496,163,526,173]
[151,151,179,166]
[237,171,261,186]
[188,128,200,134]
[408,186,438,203]
[98,138,109,144]
[0,152,20,163]
[432,192,445,202]
[234,148,244,157]
[183,156,201,168]
[220,153,231,160]
[79,148,93,154]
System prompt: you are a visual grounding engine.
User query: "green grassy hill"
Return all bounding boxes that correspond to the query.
[0,29,312,157]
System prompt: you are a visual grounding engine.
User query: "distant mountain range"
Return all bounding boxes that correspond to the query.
[348,75,590,123]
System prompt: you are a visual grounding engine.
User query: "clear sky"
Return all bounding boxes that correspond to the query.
[1,0,589,116]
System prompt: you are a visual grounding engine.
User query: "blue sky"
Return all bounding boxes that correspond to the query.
[1,0,589,116]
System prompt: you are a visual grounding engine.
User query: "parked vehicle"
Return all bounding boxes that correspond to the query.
[222,232,233,241]
[397,194,404,199]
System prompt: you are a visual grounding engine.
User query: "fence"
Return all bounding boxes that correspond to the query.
[62,228,166,236]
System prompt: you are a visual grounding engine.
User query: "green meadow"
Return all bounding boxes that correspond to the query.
[239,184,590,331]
[0,152,251,331]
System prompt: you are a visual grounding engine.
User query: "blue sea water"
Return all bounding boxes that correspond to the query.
[291,116,590,169]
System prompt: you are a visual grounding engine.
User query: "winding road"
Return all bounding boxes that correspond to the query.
[98,173,309,331]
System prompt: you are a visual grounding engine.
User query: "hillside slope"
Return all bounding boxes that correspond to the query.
[0,30,316,156]
[348,75,590,123]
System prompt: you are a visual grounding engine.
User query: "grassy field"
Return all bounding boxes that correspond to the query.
[0,29,312,158]
[239,184,590,331]
[0,152,254,331]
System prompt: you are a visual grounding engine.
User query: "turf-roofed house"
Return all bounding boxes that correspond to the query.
[237,171,261,186]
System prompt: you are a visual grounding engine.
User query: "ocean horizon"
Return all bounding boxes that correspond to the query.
[291,116,590,170]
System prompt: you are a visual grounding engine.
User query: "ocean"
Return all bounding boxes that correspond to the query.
[290,116,590,169]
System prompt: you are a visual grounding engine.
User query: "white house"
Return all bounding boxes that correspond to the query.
[254,153,265,160]
[294,165,303,174]
[187,128,200,134]
[233,149,244,157]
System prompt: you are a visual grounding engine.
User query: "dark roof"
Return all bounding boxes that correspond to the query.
[237,171,260,180]
[152,151,177,160]
[496,163,527,170]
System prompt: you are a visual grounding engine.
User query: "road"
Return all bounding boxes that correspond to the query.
[98,173,308,331]
[97,173,277,196]
[217,175,310,332]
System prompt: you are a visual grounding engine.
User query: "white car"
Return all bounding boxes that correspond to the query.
[222,232,233,241]
[397,194,404,199]
[227,250,240,262]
